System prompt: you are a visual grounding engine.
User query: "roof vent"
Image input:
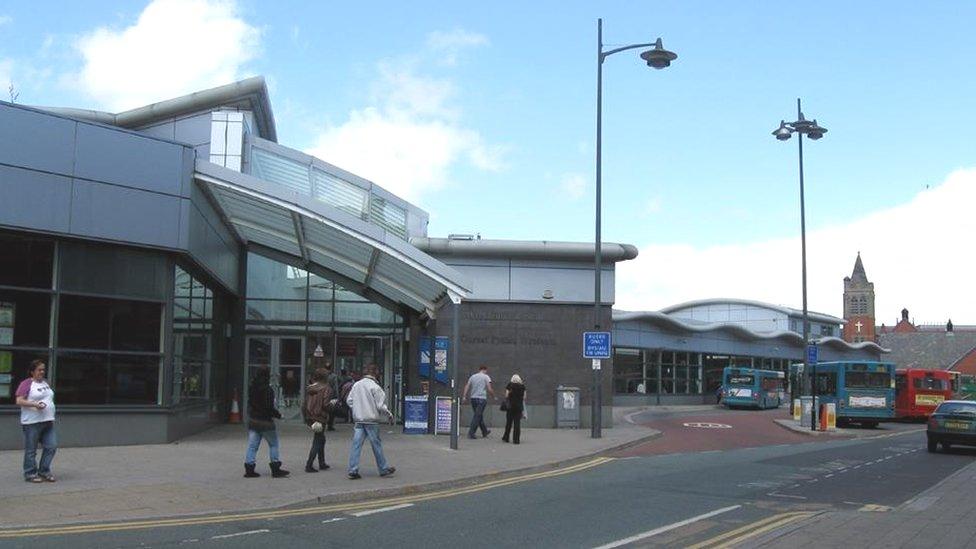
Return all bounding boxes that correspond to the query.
[448,234,476,241]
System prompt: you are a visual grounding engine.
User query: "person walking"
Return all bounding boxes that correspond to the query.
[346,363,395,479]
[462,365,495,439]
[302,368,334,473]
[15,359,57,483]
[502,374,526,444]
[243,368,289,478]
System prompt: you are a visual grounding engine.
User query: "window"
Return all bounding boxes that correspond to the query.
[815,372,837,395]
[0,350,50,405]
[0,290,51,347]
[56,352,160,404]
[0,233,54,289]
[844,371,890,389]
[914,376,948,391]
[613,348,643,394]
[729,375,755,386]
[174,266,219,401]
[58,295,162,352]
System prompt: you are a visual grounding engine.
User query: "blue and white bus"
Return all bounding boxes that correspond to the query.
[722,367,785,409]
[809,361,896,427]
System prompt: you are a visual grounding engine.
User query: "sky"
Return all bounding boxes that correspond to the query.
[1,1,974,323]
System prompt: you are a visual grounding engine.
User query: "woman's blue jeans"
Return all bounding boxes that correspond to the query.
[23,421,57,479]
[245,428,280,464]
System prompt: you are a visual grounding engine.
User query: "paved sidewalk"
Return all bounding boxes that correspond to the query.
[774,418,925,439]
[746,457,976,548]
[0,412,657,528]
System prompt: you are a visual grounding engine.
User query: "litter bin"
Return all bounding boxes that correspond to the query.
[799,396,820,427]
[555,386,581,429]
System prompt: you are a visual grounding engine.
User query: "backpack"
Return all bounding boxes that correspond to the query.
[339,380,355,403]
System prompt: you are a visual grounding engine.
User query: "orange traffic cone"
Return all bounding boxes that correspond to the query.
[228,389,242,424]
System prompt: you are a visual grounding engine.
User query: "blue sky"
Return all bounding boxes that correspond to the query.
[1,1,974,321]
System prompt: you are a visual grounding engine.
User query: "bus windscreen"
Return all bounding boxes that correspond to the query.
[915,377,949,391]
[845,371,890,389]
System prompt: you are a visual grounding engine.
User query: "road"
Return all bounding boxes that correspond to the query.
[2,407,972,549]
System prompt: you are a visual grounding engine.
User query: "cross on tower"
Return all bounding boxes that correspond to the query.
[855,320,863,333]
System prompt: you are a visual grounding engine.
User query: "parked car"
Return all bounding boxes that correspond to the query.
[926,400,976,452]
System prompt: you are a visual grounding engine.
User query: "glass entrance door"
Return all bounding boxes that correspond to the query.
[245,335,305,421]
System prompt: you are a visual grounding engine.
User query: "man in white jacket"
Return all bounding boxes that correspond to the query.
[346,363,395,479]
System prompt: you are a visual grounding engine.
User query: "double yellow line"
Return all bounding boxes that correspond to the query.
[688,510,815,548]
[0,456,614,539]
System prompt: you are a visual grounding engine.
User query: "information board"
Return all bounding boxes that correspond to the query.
[435,396,453,435]
[583,332,611,359]
[403,395,428,434]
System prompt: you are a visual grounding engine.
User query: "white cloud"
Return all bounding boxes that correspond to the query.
[71,0,259,111]
[426,29,488,66]
[560,173,588,200]
[616,168,976,324]
[306,31,501,203]
[0,15,12,27]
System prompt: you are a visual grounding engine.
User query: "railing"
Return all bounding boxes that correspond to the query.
[247,137,418,239]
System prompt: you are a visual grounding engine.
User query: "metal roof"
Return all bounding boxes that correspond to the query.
[613,310,887,353]
[659,297,845,325]
[195,160,471,315]
[411,237,639,262]
[36,77,277,141]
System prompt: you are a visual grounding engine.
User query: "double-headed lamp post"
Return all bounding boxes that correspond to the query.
[772,99,827,431]
[592,19,676,438]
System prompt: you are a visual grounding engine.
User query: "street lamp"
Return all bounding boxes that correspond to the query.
[772,98,827,431]
[592,19,676,438]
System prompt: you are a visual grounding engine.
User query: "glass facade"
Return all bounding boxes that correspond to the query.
[0,231,230,408]
[244,251,406,420]
[613,346,796,397]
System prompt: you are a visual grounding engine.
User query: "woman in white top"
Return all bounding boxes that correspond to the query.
[15,359,57,482]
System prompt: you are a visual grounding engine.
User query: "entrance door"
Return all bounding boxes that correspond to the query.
[245,336,305,421]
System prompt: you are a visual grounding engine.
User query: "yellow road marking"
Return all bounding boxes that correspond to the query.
[687,511,814,549]
[0,456,614,539]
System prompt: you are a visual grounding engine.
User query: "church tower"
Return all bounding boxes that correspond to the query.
[843,253,876,343]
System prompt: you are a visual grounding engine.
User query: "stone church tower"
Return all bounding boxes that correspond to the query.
[843,253,876,343]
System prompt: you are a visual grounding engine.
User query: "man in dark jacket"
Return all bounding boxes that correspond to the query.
[303,368,335,472]
[244,368,288,478]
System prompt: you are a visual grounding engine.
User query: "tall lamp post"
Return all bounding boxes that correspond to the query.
[772,99,827,431]
[592,19,676,438]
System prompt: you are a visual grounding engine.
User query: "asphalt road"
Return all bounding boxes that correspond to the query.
[2,409,973,549]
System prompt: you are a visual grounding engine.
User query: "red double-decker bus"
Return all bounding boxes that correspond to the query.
[895,369,955,420]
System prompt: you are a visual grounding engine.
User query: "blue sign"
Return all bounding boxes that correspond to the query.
[583,332,612,359]
[433,336,449,385]
[402,395,428,434]
[419,338,432,378]
[806,344,819,365]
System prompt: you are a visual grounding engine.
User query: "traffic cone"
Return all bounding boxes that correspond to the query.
[229,389,242,424]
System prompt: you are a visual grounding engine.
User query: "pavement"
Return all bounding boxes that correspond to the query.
[746,449,976,548]
[0,408,658,529]
[774,418,926,439]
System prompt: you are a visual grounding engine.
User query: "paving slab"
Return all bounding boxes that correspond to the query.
[773,418,925,439]
[0,416,658,529]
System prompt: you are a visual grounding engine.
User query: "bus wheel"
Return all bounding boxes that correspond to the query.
[837,418,849,428]
[928,438,938,453]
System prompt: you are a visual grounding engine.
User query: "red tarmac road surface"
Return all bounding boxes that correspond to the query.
[616,407,823,457]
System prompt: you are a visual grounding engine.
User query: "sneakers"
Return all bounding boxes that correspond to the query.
[483,430,492,438]
[40,474,56,482]
[380,467,396,477]
[305,465,319,473]
[25,475,43,483]
[319,463,331,470]
[348,472,362,480]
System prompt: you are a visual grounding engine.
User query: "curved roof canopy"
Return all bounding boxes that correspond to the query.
[660,297,845,325]
[614,310,887,353]
[195,160,470,315]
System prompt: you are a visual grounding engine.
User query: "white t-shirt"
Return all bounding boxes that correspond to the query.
[467,372,492,399]
[16,379,56,425]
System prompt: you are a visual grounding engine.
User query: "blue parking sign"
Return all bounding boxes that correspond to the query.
[583,332,612,359]
[806,344,819,365]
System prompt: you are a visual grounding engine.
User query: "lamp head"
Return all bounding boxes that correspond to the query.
[640,38,677,69]
[772,121,793,141]
[806,120,828,140]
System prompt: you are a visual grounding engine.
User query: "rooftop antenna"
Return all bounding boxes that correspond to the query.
[7,82,18,103]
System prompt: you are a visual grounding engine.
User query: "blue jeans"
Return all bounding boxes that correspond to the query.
[348,423,389,474]
[23,421,57,479]
[245,428,280,464]
[468,398,488,438]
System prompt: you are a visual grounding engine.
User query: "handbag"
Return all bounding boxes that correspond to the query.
[500,398,510,412]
